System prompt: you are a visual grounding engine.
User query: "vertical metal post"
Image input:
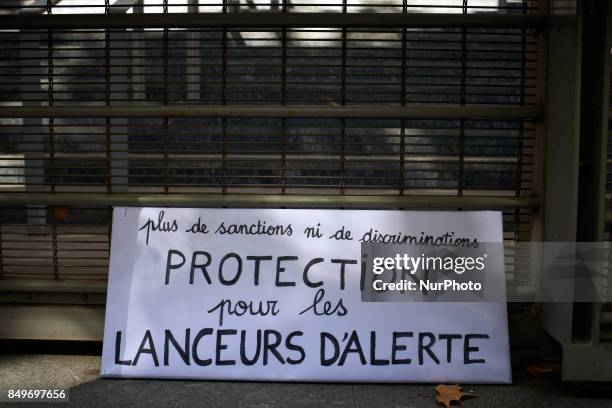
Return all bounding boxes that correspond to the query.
[19,16,46,230]
[458,0,467,197]
[105,2,130,257]
[186,0,201,101]
[340,1,347,195]
[514,0,528,240]
[105,0,112,195]
[46,0,55,194]
[573,0,611,344]
[131,0,145,101]
[539,0,581,347]
[576,1,610,246]
[399,0,407,196]
[46,0,58,281]
[221,0,228,193]
[105,0,113,251]
[281,2,288,193]
[162,0,170,194]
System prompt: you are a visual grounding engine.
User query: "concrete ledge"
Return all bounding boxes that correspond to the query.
[0,304,105,341]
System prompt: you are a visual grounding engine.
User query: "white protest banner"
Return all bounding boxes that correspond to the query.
[101,207,511,383]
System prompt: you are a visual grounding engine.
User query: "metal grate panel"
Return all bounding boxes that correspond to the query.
[0,1,541,283]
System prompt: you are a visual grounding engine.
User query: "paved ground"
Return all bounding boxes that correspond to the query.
[0,354,611,408]
[0,354,100,390]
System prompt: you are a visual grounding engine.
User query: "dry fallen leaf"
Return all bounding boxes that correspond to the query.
[435,384,475,408]
[51,206,70,221]
[526,365,553,377]
[525,363,560,377]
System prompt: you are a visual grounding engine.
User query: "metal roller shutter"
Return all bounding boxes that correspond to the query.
[0,0,541,340]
